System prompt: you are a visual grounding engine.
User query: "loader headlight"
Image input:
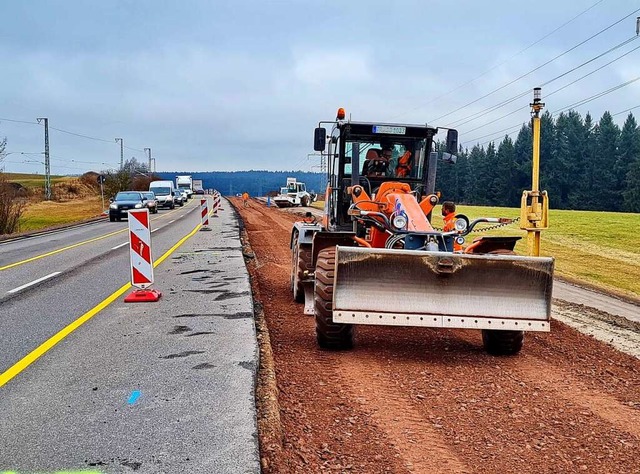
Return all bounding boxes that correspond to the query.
[392,214,408,230]
[454,214,469,232]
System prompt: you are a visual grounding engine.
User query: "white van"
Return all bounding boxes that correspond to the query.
[149,180,176,209]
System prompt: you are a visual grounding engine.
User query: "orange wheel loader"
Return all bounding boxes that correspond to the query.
[289,108,554,355]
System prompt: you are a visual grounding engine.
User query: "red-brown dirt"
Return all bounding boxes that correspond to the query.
[231,197,640,474]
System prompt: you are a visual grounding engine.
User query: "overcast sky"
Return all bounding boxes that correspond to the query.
[1,0,639,175]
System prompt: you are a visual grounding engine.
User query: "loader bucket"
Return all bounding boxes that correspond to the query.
[332,246,554,327]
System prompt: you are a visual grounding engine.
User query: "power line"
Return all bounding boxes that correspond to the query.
[448,35,638,129]
[428,6,640,124]
[551,75,640,114]
[456,38,640,136]
[613,104,640,116]
[0,117,39,126]
[0,116,149,154]
[463,75,640,147]
[391,0,606,120]
[48,126,114,143]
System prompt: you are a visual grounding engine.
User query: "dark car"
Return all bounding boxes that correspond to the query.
[109,191,148,222]
[142,191,158,214]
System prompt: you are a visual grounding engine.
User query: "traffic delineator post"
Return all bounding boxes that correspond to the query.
[200,198,212,231]
[212,195,219,218]
[124,209,162,303]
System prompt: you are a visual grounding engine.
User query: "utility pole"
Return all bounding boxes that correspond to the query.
[36,117,51,201]
[115,138,123,170]
[144,147,152,176]
[520,87,549,256]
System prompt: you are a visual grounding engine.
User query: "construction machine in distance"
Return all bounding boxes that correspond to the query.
[289,107,554,355]
[274,177,315,208]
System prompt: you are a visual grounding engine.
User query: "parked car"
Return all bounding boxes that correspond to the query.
[143,191,158,214]
[109,191,148,222]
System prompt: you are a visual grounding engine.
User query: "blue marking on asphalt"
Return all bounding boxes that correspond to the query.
[128,390,141,404]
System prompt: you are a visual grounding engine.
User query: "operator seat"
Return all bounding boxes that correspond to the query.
[362,148,387,177]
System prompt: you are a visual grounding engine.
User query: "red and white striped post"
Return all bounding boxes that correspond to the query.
[212,195,219,218]
[200,198,212,231]
[124,209,162,302]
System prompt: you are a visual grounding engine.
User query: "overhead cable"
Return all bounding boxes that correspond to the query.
[448,35,638,129]
[428,6,640,124]
[457,39,640,135]
[391,0,606,120]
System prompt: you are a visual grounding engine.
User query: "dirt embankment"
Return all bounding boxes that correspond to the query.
[232,197,640,474]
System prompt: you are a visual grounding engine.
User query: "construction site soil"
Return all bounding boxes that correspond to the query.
[230,197,640,474]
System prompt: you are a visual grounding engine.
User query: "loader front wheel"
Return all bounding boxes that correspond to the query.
[482,330,524,356]
[315,247,353,350]
[291,233,312,303]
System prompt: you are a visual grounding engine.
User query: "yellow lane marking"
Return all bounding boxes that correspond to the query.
[0,223,202,388]
[0,229,126,271]
[0,204,195,272]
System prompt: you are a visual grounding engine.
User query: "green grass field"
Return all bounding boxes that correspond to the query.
[312,200,640,300]
[5,173,68,189]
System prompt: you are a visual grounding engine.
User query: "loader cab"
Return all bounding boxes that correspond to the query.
[316,117,457,231]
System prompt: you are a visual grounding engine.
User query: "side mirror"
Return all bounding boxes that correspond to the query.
[314,127,327,151]
[446,129,458,154]
[442,152,457,164]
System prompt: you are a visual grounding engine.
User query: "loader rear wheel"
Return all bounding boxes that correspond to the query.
[301,196,309,207]
[482,330,524,356]
[315,247,353,350]
[291,233,312,303]
[482,248,524,355]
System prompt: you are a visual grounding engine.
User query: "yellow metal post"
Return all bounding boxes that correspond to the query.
[520,87,548,256]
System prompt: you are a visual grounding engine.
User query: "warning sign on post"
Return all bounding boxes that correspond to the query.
[128,209,154,289]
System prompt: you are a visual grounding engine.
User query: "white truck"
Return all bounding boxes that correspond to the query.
[274,177,314,208]
[175,175,193,200]
[192,179,204,195]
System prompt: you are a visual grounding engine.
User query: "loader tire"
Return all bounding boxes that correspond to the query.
[314,248,353,350]
[301,196,310,207]
[291,233,312,303]
[481,248,524,355]
[482,330,524,356]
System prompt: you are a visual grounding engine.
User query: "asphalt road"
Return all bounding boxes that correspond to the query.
[0,197,260,473]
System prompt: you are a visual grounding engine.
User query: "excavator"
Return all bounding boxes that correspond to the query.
[290,107,554,355]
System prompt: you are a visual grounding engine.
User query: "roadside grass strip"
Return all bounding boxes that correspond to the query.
[0,223,201,388]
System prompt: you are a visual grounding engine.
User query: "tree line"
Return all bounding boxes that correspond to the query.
[436,110,640,213]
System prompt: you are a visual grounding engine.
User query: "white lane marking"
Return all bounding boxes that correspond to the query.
[168,220,175,224]
[151,228,160,233]
[8,272,61,294]
[112,242,129,250]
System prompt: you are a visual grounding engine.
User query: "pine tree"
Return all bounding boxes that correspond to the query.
[593,111,621,210]
[513,123,533,200]
[492,136,516,206]
[466,145,487,204]
[618,113,640,211]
